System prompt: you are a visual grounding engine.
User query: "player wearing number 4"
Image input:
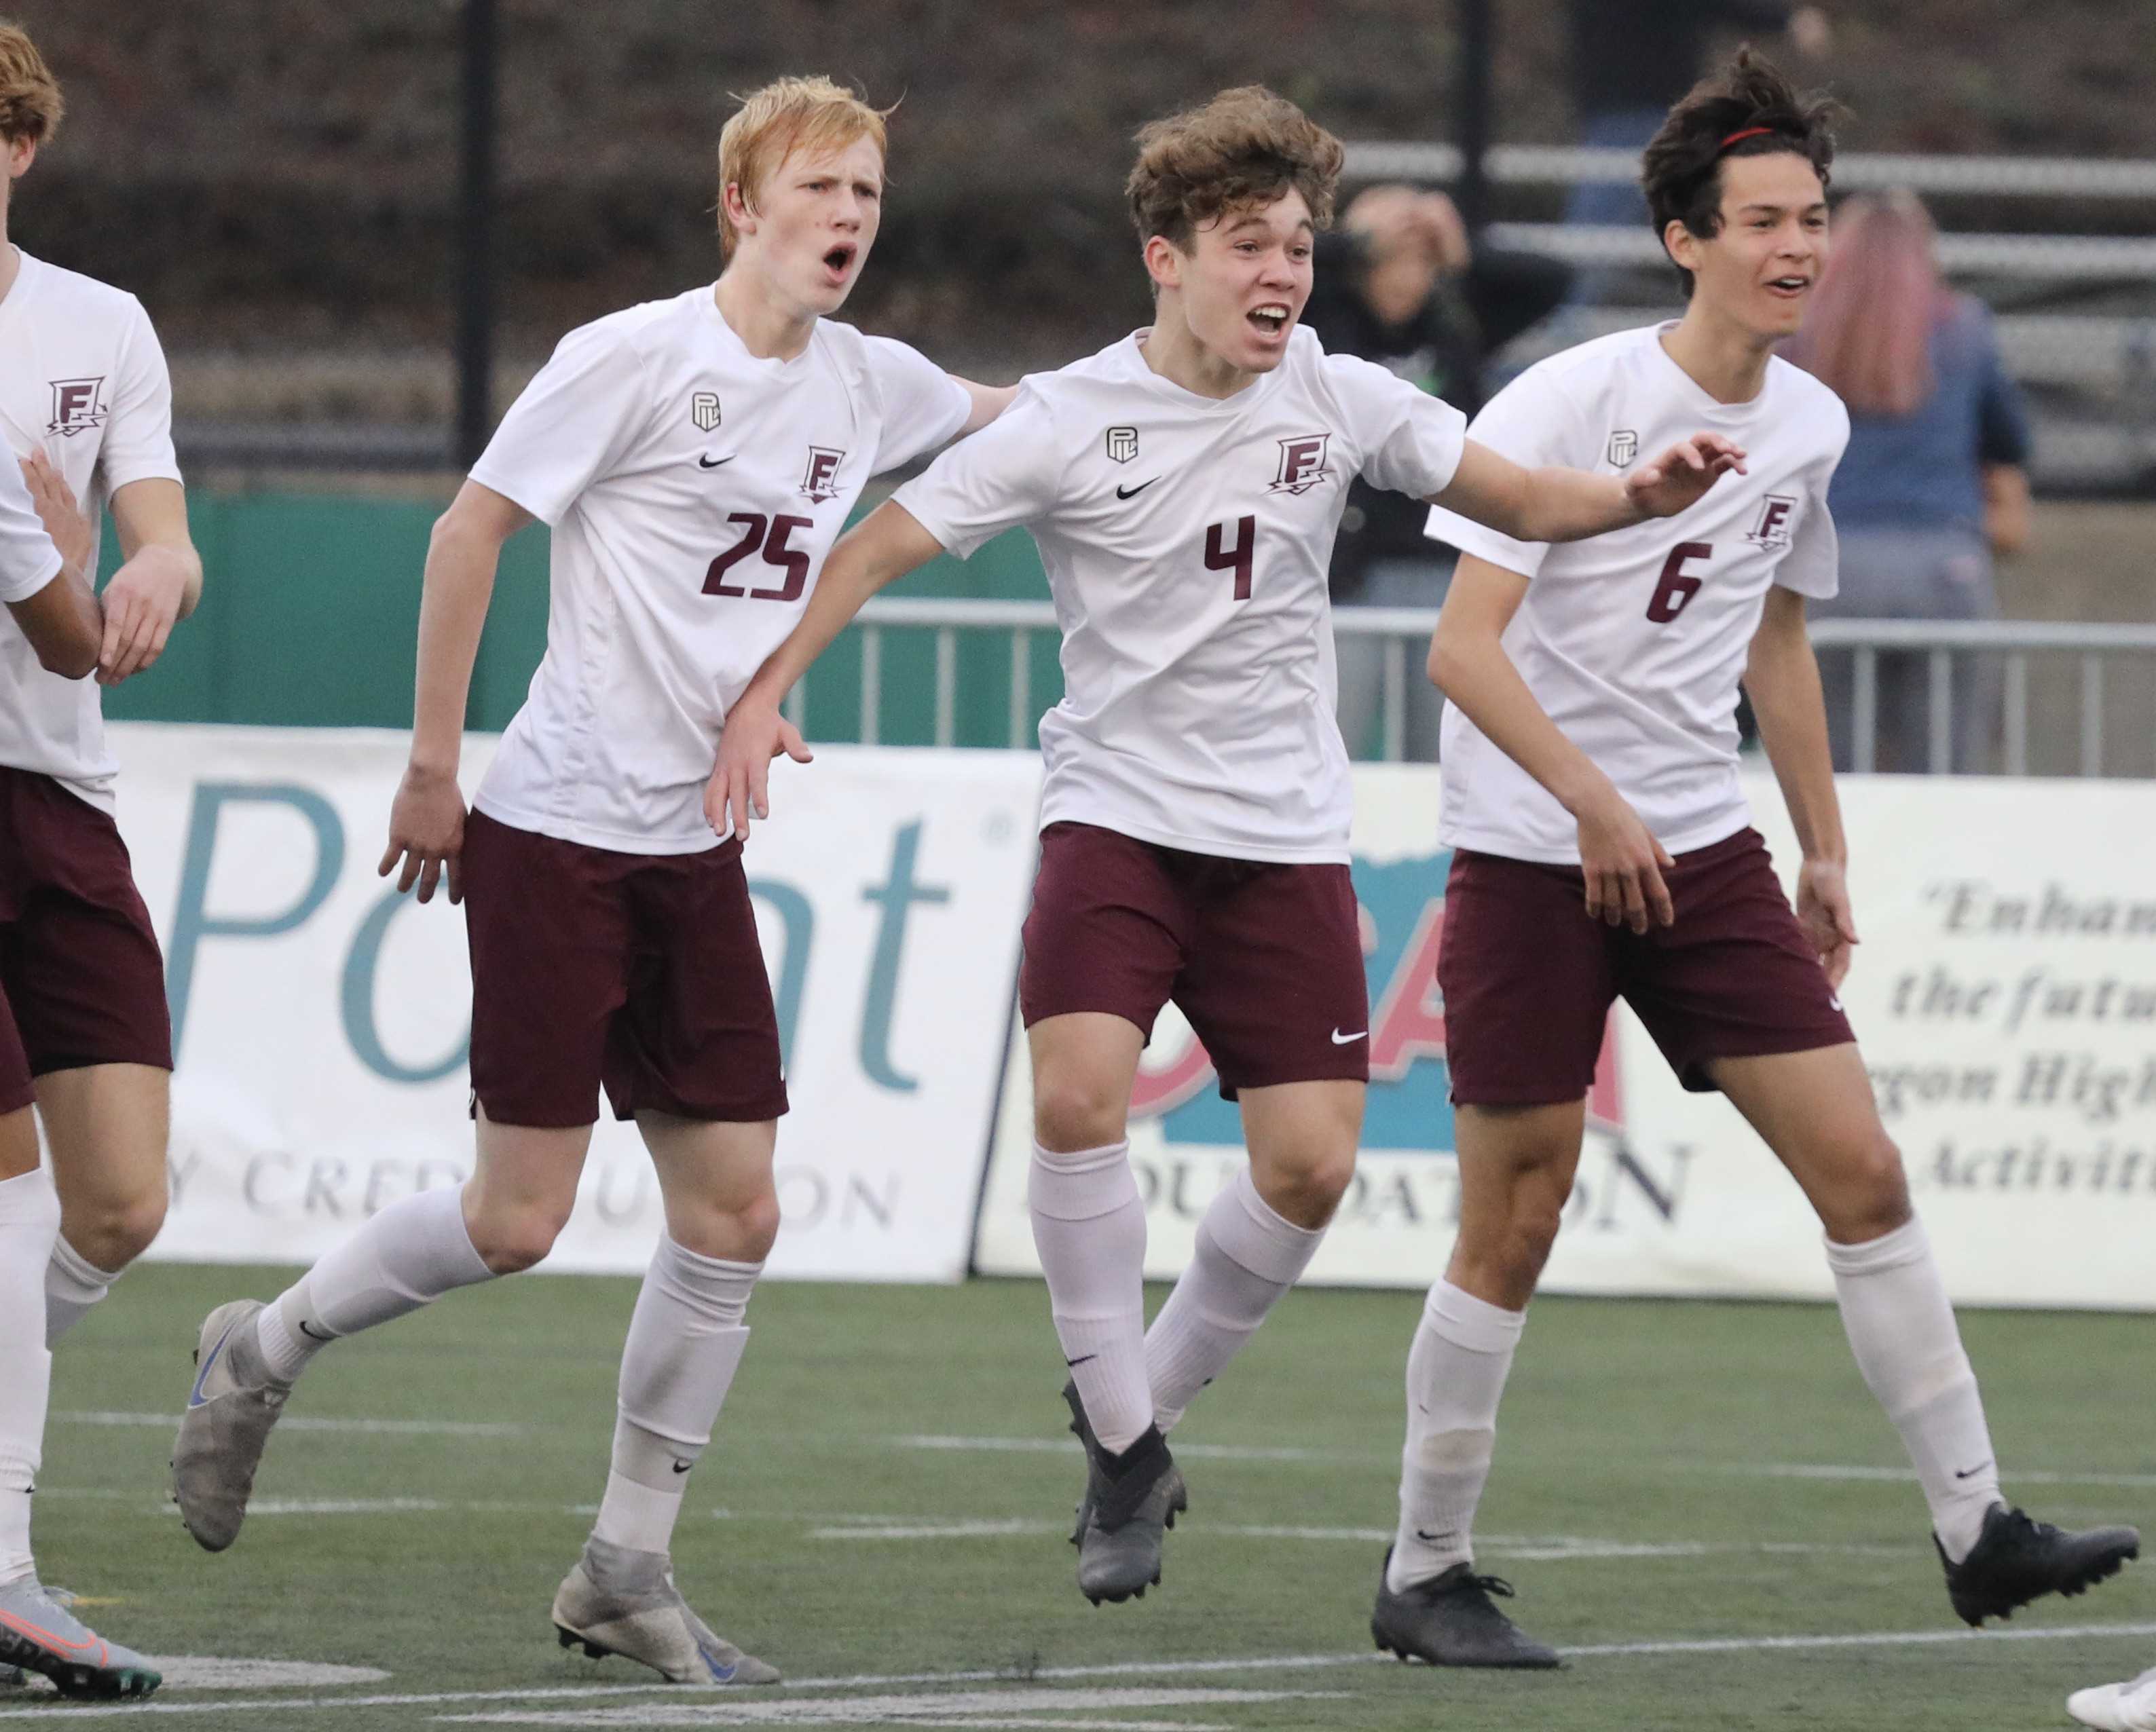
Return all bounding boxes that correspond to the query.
[713,85,1741,1608]
[1372,50,2139,1670]
[170,77,1011,1684]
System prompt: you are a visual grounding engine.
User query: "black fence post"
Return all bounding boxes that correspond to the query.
[456,0,498,471]
[1455,0,1493,238]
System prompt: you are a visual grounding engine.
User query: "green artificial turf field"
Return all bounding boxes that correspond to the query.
[23,1263,2156,1729]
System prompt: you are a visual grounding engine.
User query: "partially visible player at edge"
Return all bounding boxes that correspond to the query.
[1371,50,2139,1670]
[0,18,203,1704]
[712,85,1743,1608]
[170,77,1013,1687]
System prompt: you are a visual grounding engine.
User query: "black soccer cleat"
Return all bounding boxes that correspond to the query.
[1938,1504,2140,1627]
[1371,1548,1561,1670]
[1062,1380,1187,1606]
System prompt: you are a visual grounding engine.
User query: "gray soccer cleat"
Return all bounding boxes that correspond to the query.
[551,1537,779,1686]
[1063,1380,1187,1606]
[1371,1548,1561,1669]
[0,1576,160,1700]
[171,1299,292,1552]
[2070,1665,2156,1732]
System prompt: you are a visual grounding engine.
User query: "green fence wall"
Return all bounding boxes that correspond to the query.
[100,491,1058,747]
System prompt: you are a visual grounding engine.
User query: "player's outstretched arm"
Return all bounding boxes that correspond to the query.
[708,500,946,842]
[955,379,1020,434]
[1430,554,1676,933]
[5,567,103,679]
[3,457,100,679]
[1430,434,1746,544]
[100,476,204,685]
[378,480,532,905]
[1745,586,1857,984]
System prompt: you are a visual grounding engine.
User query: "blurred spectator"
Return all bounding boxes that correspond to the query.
[1783,190,2033,772]
[1305,186,1571,759]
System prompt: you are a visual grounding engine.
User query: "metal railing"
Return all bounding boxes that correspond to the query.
[832,598,2156,778]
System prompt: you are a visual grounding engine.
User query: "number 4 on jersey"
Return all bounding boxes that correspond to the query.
[1206,514,1256,601]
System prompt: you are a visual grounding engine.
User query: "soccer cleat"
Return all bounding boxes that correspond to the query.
[551,1537,779,1686]
[171,1298,293,1553]
[1937,1504,2140,1626]
[0,1577,160,1700]
[1370,1548,1562,1669]
[1062,1380,1187,1606]
[2069,1665,2156,1732]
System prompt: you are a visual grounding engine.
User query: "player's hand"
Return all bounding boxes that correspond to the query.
[1626,434,1747,519]
[94,544,191,685]
[20,451,92,578]
[707,697,813,842]
[1796,856,1859,987]
[378,763,468,904]
[1573,781,1675,933]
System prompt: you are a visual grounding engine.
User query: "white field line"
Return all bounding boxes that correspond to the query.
[1738,1463,2156,1488]
[53,1410,526,1437]
[891,1435,1384,1465]
[8,1623,2156,1721]
[435,1685,1335,1728]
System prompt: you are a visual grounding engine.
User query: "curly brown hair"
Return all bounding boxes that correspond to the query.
[0,18,62,147]
[1126,86,1343,251]
[1641,48,1839,295]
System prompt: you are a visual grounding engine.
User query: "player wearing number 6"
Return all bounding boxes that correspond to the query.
[170,77,1010,1684]
[1379,50,2138,1670]
[713,85,1739,1610]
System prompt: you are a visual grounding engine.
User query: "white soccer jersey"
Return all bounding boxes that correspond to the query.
[0,455,61,604]
[469,288,970,853]
[1425,323,1848,865]
[893,326,1466,864]
[0,250,183,810]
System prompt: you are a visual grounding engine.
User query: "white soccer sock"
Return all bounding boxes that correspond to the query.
[1825,1218,2001,1562]
[1029,1140,1151,1455]
[593,1237,761,1556]
[44,1233,119,1349]
[0,1169,62,1585]
[256,1185,496,1384]
[1388,1279,1525,1594]
[1145,1166,1326,1431]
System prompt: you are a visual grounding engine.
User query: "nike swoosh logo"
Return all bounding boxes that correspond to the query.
[1414,1529,1459,1543]
[672,1460,694,1475]
[297,1319,333,1343]
[699,453,734,469]
[1065,1354,1098,1368]
[1331,1028,1367,1045]
[187,1321,243,1408]
[697,1646,739,1683]
[1115,478,1159,500]
[1954,1463,1992,1480]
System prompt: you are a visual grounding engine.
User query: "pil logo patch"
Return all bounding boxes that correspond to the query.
[1269,432,1332,495]
[1606,428,1639,468]
[47,377,108,438]
[800,446,845,503]
[1104,425,1138,464]
[690,391,721,432]
[1746,493,1799,547]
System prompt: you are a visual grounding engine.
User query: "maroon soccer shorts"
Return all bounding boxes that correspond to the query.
[1019,821,1370,1099]
[461,810,789,1128]
[0,766,174,1114]
[1438,826,1855,1108]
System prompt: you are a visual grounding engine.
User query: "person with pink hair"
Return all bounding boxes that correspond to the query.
[1783,189,2032,772]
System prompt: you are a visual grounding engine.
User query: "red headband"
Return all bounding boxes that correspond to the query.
[1718,126,1777,152]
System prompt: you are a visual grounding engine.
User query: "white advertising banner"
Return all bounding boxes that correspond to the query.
[973,768,2156,1311]
[109,726,1041,1282]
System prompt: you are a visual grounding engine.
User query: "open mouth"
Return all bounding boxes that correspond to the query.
[1247,303,1292,337]
[822,244,857,281]
[1764,275,1811,297]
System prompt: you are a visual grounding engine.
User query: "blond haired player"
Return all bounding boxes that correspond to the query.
[171,77,1010,1685]
[0,18,201,1702]
[713,85,1740,1608]
[1372,51,2138,1669]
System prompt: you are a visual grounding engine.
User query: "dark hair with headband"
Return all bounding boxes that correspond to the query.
[1640,48,1840,296]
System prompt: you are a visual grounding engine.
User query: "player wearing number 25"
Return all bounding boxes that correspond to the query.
[171,77,1010,1686]
[713,86,1738,1611]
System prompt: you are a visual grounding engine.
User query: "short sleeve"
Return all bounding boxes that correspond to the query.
[0,457,64,603]
[468,320,652,527]
[1322,351,1468,500]
[863,335,971,474]
[889,384,1062,560]
[1971,317,2033,468]
[1774,464,1842,601]
[97,299,183,495]
[1420,364,1582,580]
